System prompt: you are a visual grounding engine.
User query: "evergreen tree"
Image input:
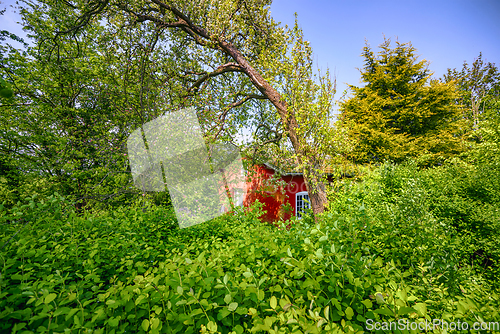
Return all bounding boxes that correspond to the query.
[339,38,465,165]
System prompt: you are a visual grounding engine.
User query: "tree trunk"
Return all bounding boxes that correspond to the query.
[302,170,328,217]
[69,1,330,217]
[216,41,328,218]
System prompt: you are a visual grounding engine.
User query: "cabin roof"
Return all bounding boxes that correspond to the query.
[262,162,303,176]
[261,162,336,176]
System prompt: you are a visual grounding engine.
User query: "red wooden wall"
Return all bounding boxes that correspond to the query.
[243,164,307,225]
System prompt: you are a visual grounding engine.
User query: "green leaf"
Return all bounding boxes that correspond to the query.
[345,306,354,320]
[414,303,427,316]
[135,295,145,305]
[398,306,415,315]
[234,324,244,334]
[407,295,418,302]
[141,319,150,331]
[177,286,184,295]
[11,274,23,281]
[375,292,385,304]
[191,308,204,317]
[108,316,120,327]
[228,302,238,312]
[65,309,79,321]
[53,307,71,317]
[397,288,408,302]
[218,308,231,319]
[224,294,232,304]
[374,307,394,316]
[176,299,187,306]
[151,318,160,330]
[207,321,217,332]
[236,307,248,315]
[74,314,81,327]
[361,299,373,309]
[44,293,57,304]
[315,248,324,259]
[270,296,277,310]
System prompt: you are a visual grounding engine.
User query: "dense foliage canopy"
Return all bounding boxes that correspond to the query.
[0,0,346,217]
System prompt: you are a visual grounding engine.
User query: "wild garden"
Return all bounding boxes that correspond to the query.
[1,0,499,333]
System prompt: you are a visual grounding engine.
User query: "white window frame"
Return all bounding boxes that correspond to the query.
[221,188,245,213]
[233,188,244,207]
[296,191,310,218]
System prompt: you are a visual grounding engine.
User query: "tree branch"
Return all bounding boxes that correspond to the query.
[55,0,109,37]
[188,62,244,93]
[211,93,266,140]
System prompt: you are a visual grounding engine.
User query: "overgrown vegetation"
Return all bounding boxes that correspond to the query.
[1,160,499,333]
[328,158,500,286]
[1,1,499,333]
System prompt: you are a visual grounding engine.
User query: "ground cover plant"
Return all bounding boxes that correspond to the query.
[1,174,499,333]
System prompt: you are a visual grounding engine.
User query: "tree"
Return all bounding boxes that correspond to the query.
[1,0,176,213]
[42,0,338,218]
[0,6,28,100]
[443,54,500,163]
[443,53,500,138]
[339,38,465,165]
[0,6,29,208]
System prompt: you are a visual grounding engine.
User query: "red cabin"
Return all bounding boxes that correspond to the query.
[242,163,311,223]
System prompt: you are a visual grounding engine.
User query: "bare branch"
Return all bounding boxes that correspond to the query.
[211,93,266,140]
[188,62,244,93]
[56,0,110,37]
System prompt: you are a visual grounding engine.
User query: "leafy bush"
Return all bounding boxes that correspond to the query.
[1,187,499,333]
[328,159,500,287]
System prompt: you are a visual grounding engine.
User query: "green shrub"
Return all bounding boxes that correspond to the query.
[1,189,498,333]
[328,159,500,288]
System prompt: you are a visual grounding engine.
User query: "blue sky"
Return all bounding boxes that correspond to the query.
[1,0,499,108]
[269,0,500,104]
